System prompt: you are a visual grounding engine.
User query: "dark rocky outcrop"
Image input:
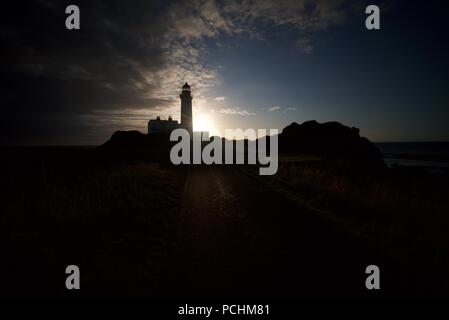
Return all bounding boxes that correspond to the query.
[279,121,385,169]
[98,120,385,169]
[97,130,174,162]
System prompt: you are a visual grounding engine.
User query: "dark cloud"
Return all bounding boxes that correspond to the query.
[1,0,173,144]
[0,0,355,145]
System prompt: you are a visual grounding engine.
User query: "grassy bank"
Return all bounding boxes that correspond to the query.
[0,147,187,298]
[243,155,449,295]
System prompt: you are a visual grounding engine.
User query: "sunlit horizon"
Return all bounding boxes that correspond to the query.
[193,113,220,137]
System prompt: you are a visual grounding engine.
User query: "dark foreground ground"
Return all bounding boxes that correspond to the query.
[0,147,448,299]
[158,166,408,299]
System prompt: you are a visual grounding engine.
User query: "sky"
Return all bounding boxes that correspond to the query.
[1,0,448,145]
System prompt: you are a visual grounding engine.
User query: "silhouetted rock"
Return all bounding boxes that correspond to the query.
[280,121,385,169]
[98,130,173,162]
[98,121,385,169]
[101,130,148,148]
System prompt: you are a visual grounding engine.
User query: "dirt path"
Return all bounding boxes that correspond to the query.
[158,166,408,299]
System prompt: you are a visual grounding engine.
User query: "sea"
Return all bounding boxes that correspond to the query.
[375,142,449,171]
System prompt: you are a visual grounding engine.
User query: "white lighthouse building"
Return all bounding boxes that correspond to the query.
[180,82,193,135]
[148,82,193,134]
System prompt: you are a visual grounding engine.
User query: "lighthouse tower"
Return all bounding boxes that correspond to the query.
[180,82,193,134]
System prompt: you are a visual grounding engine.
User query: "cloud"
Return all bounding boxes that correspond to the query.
[0,0,353,144]
[296,38,314,55]
[214,96,226,102]
[269,106,281,112]
[219,107,256,116]
[287,107,297,111]
[222,0,350,33]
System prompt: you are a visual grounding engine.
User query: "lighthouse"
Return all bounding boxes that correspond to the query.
[147,83,193,135]
[180,82,193,134]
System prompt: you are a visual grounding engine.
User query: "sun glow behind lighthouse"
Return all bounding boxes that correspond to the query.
[193,113,219,137]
